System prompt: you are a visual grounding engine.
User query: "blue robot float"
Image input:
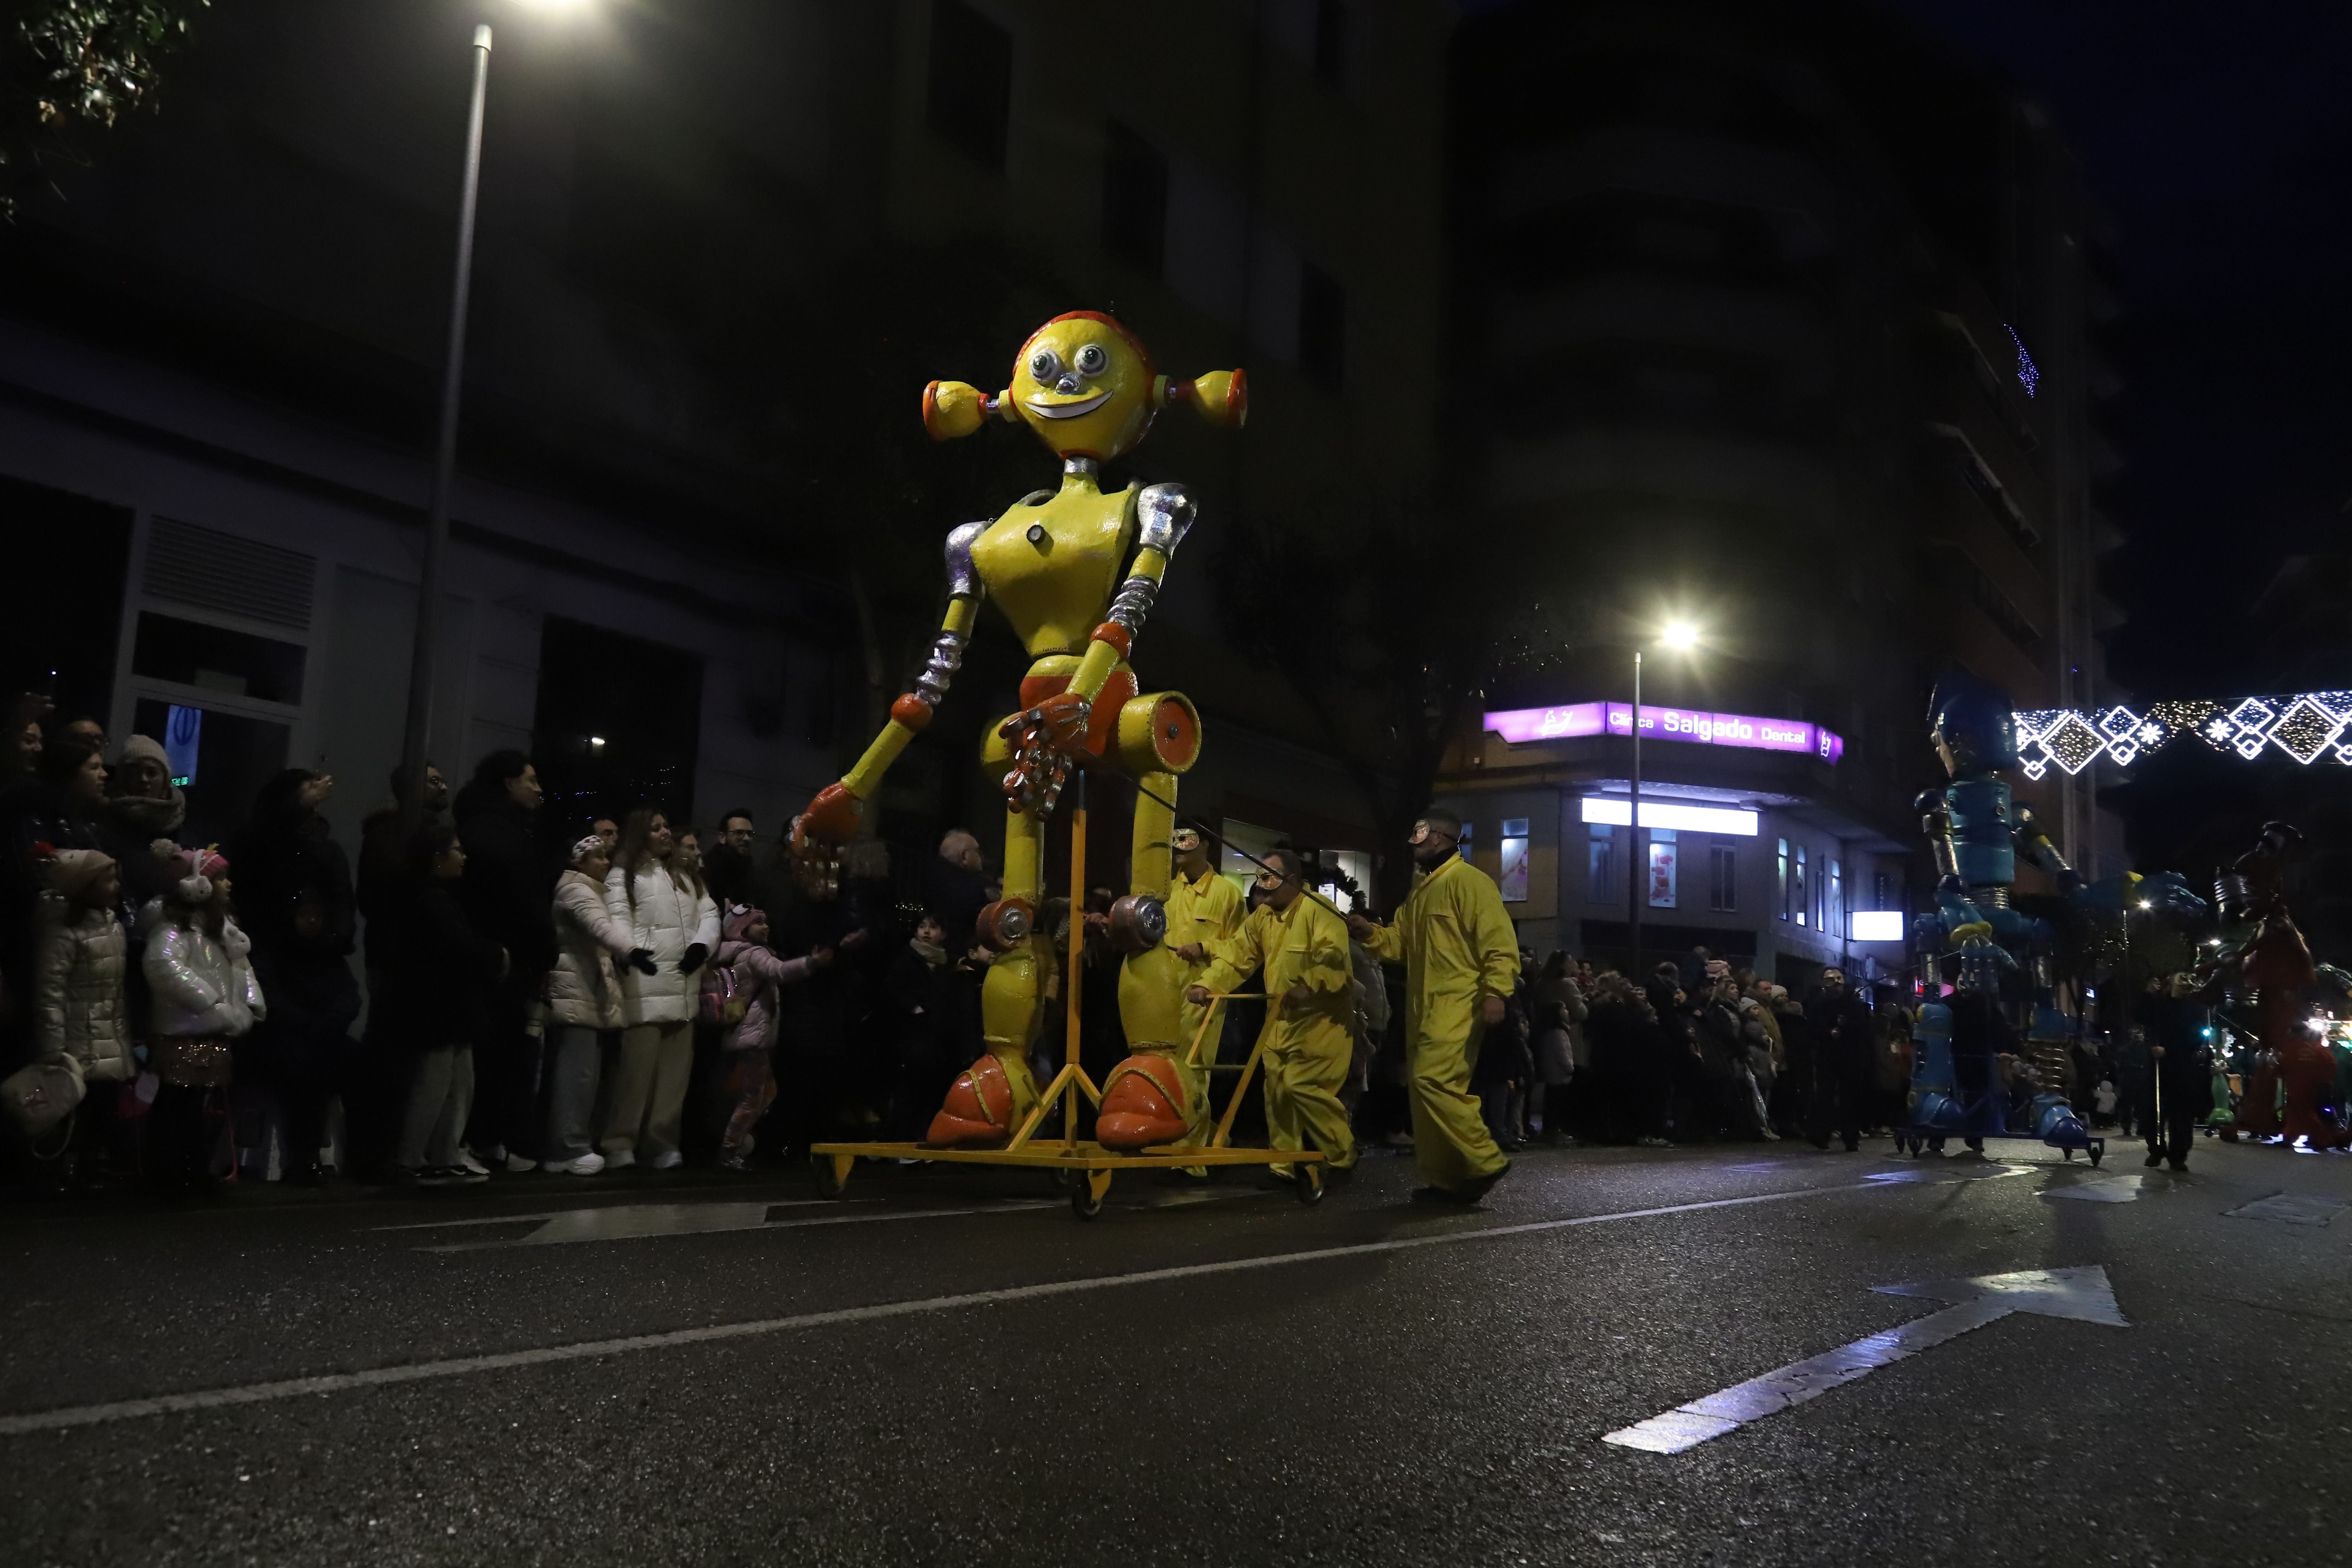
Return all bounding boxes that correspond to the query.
[1900,672,2204,1161]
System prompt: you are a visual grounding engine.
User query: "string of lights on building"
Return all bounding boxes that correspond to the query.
[2005,323,2040,398]
[2013,693,2352,778]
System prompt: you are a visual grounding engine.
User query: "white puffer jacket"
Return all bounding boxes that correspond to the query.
[138,900,266,1039]
[603,861,718,1027]
[548,869,637,1030]
[34,899,134,1080]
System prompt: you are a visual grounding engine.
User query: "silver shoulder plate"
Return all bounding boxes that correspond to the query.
[1134,483,1196,555]
[945,521,988,599]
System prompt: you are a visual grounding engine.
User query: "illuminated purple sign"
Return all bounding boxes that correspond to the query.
[1485,702,1844,765]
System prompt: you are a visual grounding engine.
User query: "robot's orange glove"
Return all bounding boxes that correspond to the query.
[1009,691,1092,753]
[795,782,864,846]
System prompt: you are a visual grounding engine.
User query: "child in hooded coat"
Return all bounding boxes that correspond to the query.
[709,904,828,1171]
[31,847,130,1187]
[138,845,264,1190]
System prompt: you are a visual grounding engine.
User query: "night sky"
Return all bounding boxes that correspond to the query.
[1891,0,2352,701]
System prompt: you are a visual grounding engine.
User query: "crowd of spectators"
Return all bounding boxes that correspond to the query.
[3,694,1926,1197]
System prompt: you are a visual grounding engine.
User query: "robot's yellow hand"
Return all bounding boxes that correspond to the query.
[998,692,1093,816]
[795,782,864,845]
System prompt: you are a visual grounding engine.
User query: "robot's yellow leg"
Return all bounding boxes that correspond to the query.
[1102,769,1213,1149]
[930,800,1045,1146]
[978,803,1045,1110]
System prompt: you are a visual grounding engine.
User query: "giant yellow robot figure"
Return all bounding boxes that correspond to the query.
[793,311,1246,1149]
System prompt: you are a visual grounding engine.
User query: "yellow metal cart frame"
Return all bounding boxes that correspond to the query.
[810,776,1325,1220]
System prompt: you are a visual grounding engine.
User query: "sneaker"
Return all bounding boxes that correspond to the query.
[648,1149,684,1171]
[717,1151,749,1174]
[458,1150,490,1176]
[603,1147,635,1170]
[396,1165,455,1188]
[557,1152,605,1176]
[443,1164,490,1186]
[506,1152,541,1174]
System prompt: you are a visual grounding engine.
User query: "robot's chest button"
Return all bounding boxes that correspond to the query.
[1026,523,1049,548]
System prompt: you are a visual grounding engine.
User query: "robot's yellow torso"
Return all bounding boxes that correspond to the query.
[969,470,1138,659]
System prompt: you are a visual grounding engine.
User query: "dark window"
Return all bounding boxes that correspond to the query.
[532,617,705,830]
[1709,845,1736,912]
[927,0,1014,173]
[1313,0,1350,86]
[1932,544,2043,664]
[1776,837,1789,920]
[132,612,306,706]
[0,476,130,722]
[1101,121,1168,273]
[130,698,287,850]
[1299,262,1346,387]
[1793,843,1808,928]
[1587,831,1614,902]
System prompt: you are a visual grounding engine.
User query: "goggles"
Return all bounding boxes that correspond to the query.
[1170,828,1203,853]
[1409,821,1455,847]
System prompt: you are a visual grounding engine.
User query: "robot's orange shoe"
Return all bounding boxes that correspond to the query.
[926,1055,1017,1147]
[1096,1054,1190,1152]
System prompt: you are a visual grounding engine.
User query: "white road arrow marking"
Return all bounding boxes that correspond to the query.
[1602,1265,2128,1454]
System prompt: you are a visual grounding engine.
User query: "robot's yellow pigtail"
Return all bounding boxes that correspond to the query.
[1154,370,1248,431]
[922,380,1018,441]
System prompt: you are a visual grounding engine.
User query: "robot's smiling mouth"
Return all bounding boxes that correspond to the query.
[1026,390,1111,420]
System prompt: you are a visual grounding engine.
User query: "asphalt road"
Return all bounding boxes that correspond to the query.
[4,1134,2349,1567]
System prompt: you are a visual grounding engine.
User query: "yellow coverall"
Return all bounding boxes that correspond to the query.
[1201,893,1358,1178]
[1360,854,1519,1193]
[1167,868,1246,1077]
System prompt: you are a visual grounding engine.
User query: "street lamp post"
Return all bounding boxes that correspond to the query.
[1629,644,1643,974]
[1628,620,1701,977]
[398,24,494,822]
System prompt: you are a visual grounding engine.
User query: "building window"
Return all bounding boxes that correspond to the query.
[1499,816,1531,902]
[1648,827,1677,909]
[1776,837,1789,921]
[1101,121,1168,273]
[927,0,1013,174]
[1299,261,1346,387]
[1828,859,1843,941]
[1312,0,1350,86]
[1793,844,1809,928]
[1709,845,1736,912]
[1588,826,1614,903]
[533,616,706,828]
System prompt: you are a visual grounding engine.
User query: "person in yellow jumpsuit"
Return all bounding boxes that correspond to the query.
[1348,807,1520,1202]
[1182,847,1358,1183]
[1165,825,1246,1085]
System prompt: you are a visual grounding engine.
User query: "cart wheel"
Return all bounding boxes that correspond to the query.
[2087,1144,2103,1168]
[813,1152,852,1199]
[1051,1166,1080,1190]
[1071,1169,1112,1221]
[1294,1165,1325,1206]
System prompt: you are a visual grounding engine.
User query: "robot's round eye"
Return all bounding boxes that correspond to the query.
[1029,348,1062,381]
[1074,343,1108,376]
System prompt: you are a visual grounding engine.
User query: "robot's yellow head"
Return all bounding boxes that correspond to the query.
[922,310,1246,459]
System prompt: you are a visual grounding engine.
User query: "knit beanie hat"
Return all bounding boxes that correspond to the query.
[38,846,116,903]
[116,733,170,775]
[722,903,764,943]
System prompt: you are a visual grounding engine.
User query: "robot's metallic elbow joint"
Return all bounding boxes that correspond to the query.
[1106,575,1158,635]
[914,627,967,707]
[943,521,988,601]
[1134,483,1195,555]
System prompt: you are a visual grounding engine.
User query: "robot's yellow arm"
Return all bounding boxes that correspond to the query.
[808,524,986,834]
[1062,482,1196,703]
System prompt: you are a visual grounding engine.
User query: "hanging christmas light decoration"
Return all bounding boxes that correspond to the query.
[2006,323,2041,398]
[2013,692,2352,778]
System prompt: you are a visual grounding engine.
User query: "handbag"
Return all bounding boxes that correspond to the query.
[3,1055,86,1138]
[697,962,748,1027]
